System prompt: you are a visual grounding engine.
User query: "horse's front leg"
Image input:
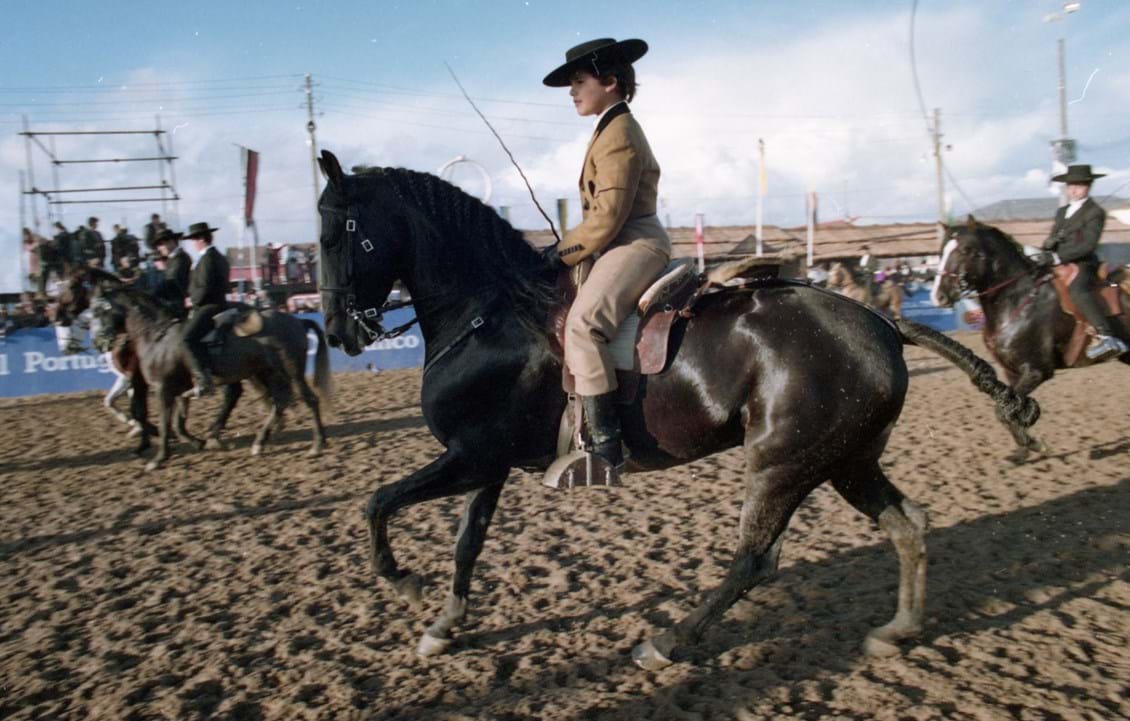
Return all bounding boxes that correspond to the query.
[417,481,506,657]
[204,382,243,450]
[1001,363,1051,463]
[366,450,500,611]
[144,385,175,472]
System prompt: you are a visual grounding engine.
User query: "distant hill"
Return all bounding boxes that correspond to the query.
[972,196,1128,221]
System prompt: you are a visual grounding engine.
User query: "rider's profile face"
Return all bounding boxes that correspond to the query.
[1065,183,1090,202]
[569,71,619,117]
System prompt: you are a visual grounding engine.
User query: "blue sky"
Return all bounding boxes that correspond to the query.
[3,0,1129,291]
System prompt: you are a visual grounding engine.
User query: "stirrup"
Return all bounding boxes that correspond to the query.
[542,449,622,489]
[1085,335,1128,362]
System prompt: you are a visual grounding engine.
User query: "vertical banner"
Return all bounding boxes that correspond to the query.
[242,148,260,223]
[694,212,705,273]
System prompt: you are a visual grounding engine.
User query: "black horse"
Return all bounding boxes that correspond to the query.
[931,218,1130,462]
[315,150,1036,669]
[93,286,333,470]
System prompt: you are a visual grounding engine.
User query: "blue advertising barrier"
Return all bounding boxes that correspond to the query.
[0,297,977,399]
[0,308,424,399]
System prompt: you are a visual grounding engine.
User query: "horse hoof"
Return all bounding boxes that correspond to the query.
[250,444,262,457]
[391,573,425,610]
[306,446,322,458]
[1004,448,1029,465]
[144,460,161,472]
[204,438,224,451]
[862,633,902,658]
[631,639,674,671]
[127,426,143,438]
[416,632,452,658]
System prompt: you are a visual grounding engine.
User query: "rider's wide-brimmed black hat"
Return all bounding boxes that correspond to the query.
[1052,164,1105,183]
[542,38,648,87]
[154,228,182,245]
[183,221,220,239]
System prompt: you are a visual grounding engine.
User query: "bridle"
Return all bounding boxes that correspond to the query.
[937,240,1053,317]
[317,197,418,344]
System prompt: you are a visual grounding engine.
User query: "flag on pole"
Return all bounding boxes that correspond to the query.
[242,148,260,224]
[694,212,705,273]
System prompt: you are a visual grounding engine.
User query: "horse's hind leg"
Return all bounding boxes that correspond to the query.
[831,460,927,657]
[205,382,243,450]
[632,462,817,670]
[417,480,506,657]
[295,377,327,456]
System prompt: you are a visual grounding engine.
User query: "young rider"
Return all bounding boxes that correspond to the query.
[542,38,672,478]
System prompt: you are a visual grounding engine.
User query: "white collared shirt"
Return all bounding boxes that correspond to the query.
[1065,198,1087,218]
[191,245,215,270]
[593,100,627,128]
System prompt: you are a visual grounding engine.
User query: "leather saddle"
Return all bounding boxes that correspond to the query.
[1050,262,1125,367]
[549,254,785,400]
[202,306,264,348]
[542,253,788,489]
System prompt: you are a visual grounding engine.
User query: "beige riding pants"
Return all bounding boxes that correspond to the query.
[565,233,670,396]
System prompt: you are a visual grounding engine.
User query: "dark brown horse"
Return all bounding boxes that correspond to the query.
[931,219,1130,462]
[93,286,333,470]
[315,151,1036,669]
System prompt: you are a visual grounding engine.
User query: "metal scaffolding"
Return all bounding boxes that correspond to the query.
[19,115,181,232]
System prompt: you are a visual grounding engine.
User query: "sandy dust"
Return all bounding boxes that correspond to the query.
[1,332,1127,721]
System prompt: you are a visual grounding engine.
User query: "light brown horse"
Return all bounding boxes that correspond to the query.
[828,261,904,318]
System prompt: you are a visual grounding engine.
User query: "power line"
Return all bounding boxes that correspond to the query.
[908,0,975,213]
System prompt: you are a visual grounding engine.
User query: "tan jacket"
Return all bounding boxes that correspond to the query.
[555,103,670,265]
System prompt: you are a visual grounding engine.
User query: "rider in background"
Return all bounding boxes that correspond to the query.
[1042,164,1128,360]
[152,228,191,315]
[181,222,230,397]
[541,37,672,477]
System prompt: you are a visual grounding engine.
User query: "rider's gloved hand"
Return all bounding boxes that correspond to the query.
[540,244,568,273]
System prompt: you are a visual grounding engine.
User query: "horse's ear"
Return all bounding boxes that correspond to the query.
[319,150,345,193]
[965,214,978,228]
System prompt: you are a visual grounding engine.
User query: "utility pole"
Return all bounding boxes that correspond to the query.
[756,138,765,257]
[932,108,946,246]
[18,170,27,291]
[1051,38,1076,206]
[305,73,320,242]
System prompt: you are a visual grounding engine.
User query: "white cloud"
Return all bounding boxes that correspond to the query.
[4,4,1128,292]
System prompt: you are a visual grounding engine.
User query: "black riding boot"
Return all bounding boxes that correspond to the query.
[185,344,215,397]
[581,392,624,470]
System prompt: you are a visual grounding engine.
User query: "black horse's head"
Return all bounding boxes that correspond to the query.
[317,150,407,356]
[55,270,90,328]
[931,216,1028,307]
[90,290,127,353]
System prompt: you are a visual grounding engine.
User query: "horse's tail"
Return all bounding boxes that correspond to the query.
[894,318,1039,429]
[302,319,334,417]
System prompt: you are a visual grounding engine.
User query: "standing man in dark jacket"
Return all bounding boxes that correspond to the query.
[79,217,106,267]
[143,213,164,253]
[110,225,141,271]
[1042,164,1128,361]
[181,222,230,396]
[153,228,191,315]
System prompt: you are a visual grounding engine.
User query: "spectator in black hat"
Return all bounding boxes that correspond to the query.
[181,221,229,396]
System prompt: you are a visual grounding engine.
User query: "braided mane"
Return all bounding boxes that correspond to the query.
[352,167,558,334]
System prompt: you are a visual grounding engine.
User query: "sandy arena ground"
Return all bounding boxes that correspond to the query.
[1,332,1127,721]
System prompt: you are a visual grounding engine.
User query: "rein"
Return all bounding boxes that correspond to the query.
[319,195,500,346]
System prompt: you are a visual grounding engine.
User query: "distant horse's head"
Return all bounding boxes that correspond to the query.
[90,289,130,353]
[931,217,1031,307]
[826,262,853,289]
[55,270,90,327]
[316,150,406,356]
